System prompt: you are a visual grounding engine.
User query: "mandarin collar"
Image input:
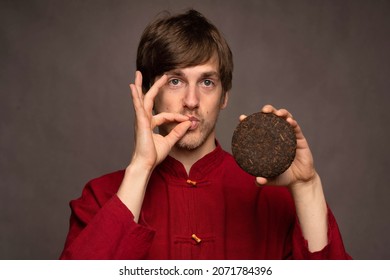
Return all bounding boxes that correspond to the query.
[157,141,225,180]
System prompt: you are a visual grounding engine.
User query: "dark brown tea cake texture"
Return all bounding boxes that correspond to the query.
[231,112,297,178]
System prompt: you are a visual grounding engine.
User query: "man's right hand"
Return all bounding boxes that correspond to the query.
[129,71,192,171]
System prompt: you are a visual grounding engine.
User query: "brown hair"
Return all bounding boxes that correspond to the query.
[136,9,233,94]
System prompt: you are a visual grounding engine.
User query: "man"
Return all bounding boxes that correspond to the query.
[60,9,350,259]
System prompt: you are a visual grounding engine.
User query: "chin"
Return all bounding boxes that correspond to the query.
[176,137,202,150]
[175,132,206,151]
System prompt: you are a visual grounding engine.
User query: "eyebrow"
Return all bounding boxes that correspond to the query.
[165,70,184,77]
[165,70,220,79]
[200,71,220,79]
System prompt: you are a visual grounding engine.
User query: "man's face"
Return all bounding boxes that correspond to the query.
[154,55,228,150]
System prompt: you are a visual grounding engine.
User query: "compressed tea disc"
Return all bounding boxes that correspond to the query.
[231,112,297,178]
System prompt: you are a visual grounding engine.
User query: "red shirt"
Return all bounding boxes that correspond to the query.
[60,144,350,259]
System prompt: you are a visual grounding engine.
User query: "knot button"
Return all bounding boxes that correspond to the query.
[186,179,197,186]
[191,234,202,244]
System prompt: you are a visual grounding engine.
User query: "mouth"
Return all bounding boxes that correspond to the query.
[187,116,200,131]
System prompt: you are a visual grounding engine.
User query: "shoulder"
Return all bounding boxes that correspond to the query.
[75,170,126,207]
[87,170,126,190]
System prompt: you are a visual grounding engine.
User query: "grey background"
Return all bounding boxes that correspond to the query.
[1,0,389,259]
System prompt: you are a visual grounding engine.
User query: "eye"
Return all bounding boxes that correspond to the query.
[168,78,182,87]
[201,79,215,87]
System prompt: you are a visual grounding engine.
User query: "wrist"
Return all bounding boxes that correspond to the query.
[289,172,322,202]
[128,152,157,174]
[126,160,154,175]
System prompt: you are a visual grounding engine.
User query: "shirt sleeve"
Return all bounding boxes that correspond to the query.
[291,206,352,260]
[60,184,155,260]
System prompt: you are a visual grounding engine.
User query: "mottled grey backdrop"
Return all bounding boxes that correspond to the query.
[1,0,389,259]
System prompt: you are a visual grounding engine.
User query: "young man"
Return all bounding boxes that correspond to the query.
[60,9,350,259]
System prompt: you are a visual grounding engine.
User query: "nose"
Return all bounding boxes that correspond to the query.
[183,84,200,110]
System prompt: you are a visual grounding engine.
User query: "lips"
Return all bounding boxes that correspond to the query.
[188,116,199,131]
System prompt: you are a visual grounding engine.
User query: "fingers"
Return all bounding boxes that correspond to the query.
[129,71,168,112]
[144,74,168,112]
[261,104,275,113]
[152,112,191,148]
[239,114,247,122]
[135,71,143,95]
[152,112,189,128]
[239,105,294,123]
[261,104,293,119]
[151,112,192,149]
[129,72,144,111]
[164,121,192,148]
[129,83,143,112]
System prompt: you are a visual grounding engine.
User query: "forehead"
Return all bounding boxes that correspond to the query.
[165,55,220,78]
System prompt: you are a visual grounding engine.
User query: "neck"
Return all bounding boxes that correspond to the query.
[170,137,216,174]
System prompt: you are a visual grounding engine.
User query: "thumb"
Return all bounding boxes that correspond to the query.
[255,177,268,186]
[164,121,192,148]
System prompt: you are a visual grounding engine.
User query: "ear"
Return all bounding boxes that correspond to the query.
[220,91,229,109]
